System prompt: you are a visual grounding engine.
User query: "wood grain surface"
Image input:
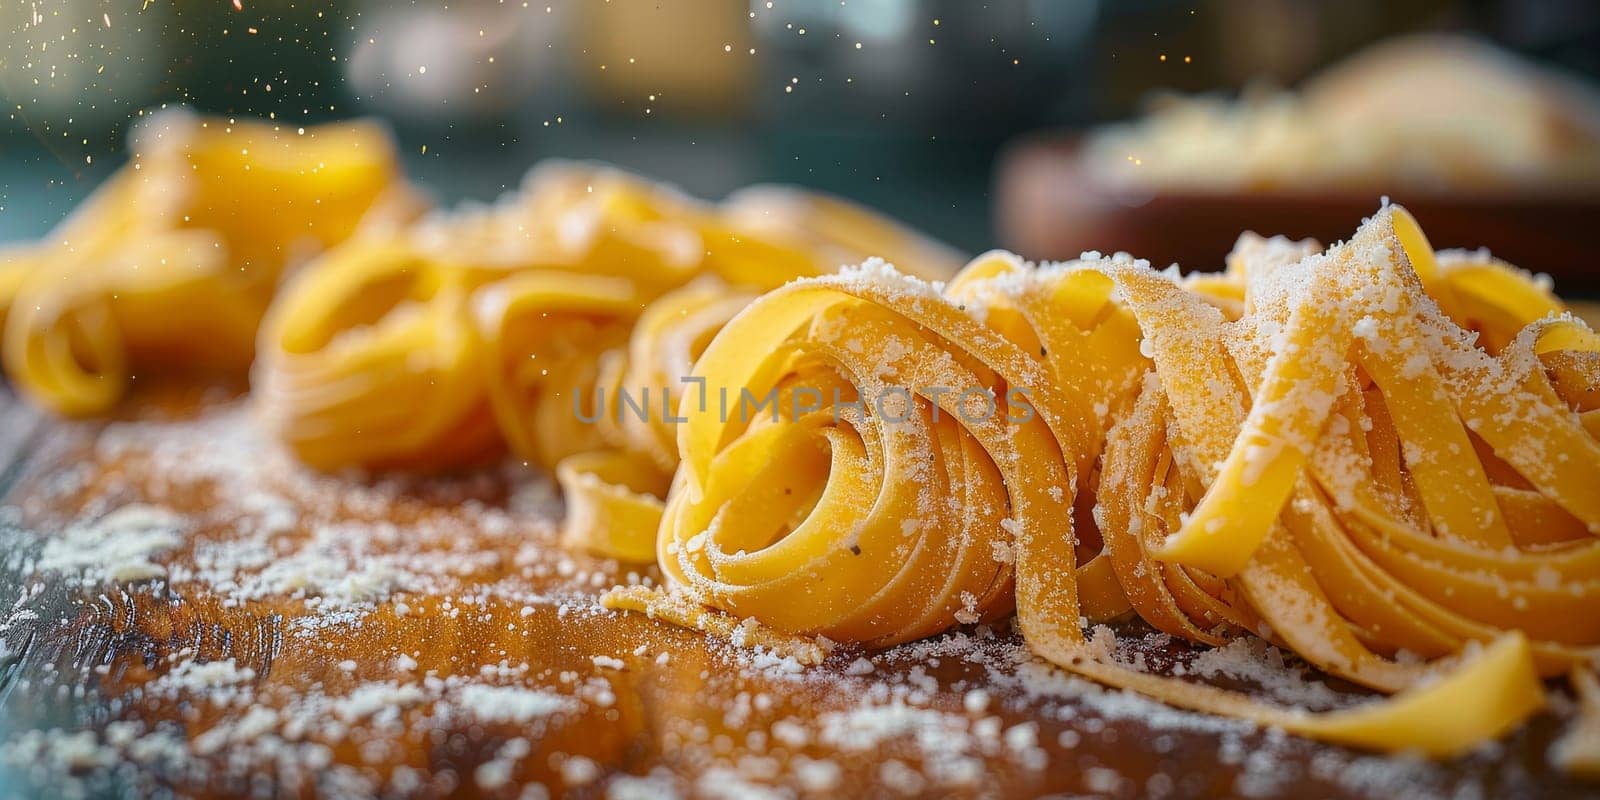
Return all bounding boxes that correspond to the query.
[0,385,1592,799]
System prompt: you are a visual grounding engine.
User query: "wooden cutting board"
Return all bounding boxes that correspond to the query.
[0,386,1591,799]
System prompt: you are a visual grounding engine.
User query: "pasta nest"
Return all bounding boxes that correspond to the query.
[0,110,411,415]
[608,205,1600,757]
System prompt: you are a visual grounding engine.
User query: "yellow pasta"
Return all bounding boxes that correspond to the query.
[26,114,1589,760]
[608,204,1600,756]
[721,185,968,284]
[1,109,410,416]
[1554,666,1600,778]
[554,279,758,560]
[255,162,963,560]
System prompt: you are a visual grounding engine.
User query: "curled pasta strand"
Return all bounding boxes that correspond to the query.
[555,280,756,560]
[2,109,410,416]
[610,204,1600,756]
[253,162,963,566]
[1553,666,1600,778]
[256,240,505,471]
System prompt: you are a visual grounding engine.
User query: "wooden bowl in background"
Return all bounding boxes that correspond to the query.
[996,135,1600,293]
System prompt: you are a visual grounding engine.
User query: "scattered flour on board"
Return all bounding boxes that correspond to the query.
[36,504,188,583]
[0,363,1575,799]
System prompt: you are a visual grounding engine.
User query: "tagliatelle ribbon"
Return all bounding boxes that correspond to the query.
[27,118,1589,757]
[605,204,1600,757]
[550,280,758,560]
[489,181,961,559]
[258,164,704,472]
[255,239,508,471]
[1,109,410,416]
[1553,666,1600,778]
[254,162,964,564]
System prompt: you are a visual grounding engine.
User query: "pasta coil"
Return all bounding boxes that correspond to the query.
[1,110,410,415]
[609,205,1599,756]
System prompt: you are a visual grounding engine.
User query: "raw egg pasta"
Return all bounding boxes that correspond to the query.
[607,204,1600,757]
[555,279,759,562]
[0,110,411,416]
[15,117,1594,761]
[255,163,963,560]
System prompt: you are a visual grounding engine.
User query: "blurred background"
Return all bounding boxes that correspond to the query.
[2,0,1599,259]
